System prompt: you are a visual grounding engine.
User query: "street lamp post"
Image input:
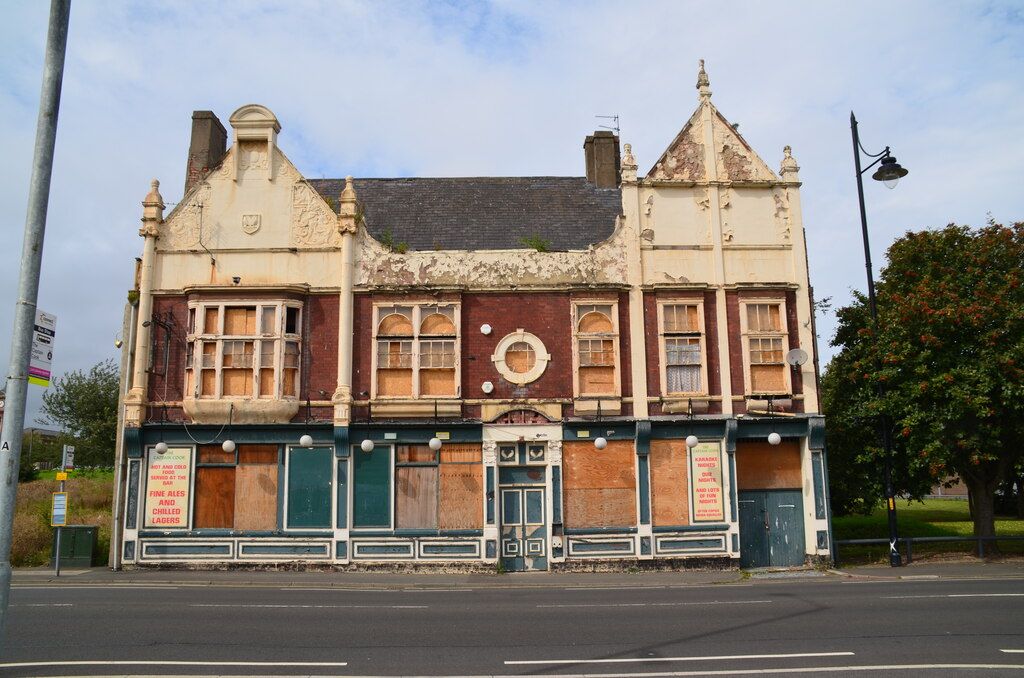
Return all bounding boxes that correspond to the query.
[850,112,909,568]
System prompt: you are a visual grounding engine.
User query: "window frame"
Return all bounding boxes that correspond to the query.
[185,300,302,400]
[739,298,791,396]
[571,300,621,399]
[371,302,461,399]
[491,330,550,385]
[657,299,709,397]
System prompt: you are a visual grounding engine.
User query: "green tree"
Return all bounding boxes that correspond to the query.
[826,222,1024,538]
[38,359,120,467]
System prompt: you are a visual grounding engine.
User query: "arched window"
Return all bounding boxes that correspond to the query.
[574,304,617,396]
[374,304,459,398]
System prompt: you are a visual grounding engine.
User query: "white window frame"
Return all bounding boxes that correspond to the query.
[370,302,461,399]
[185,300,302,400]
[492,330,550,385]
[657,300,709,397]
[571,300,621,399]
[739,298,791,396]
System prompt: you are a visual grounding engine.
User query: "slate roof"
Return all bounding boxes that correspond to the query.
[306,177,621,251]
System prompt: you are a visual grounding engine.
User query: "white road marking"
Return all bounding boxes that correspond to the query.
[1002,649,1024,653]
[537,599,771,609]
[191,603,427,609]
[505,651,853,666]
[492,665,1024,676]
[883,593,1024,599]
[563,586,668,591]
[12,585,179,590]
[15,603,73,607]
[0,660,348,669]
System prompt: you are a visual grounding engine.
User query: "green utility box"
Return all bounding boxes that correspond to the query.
[50,525,98,568]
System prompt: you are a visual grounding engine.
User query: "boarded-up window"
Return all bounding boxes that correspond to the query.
[576,304,617,397]
[743,301,788,395]
[224,306,256,335]
[194,444,281,531]
[439,444,483,530]
[234,445,278,531]
[396,466,438,529]
[736,441,802,490]
[374,304,459,399]
[193,466,235,528]
[650,440,690,527]
[562,440,636,528]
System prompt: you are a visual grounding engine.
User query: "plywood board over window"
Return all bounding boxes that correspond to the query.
[650,440,690,527]
[234,445,278,531]
[736,441,802,490]
[439,444,483,530]
[396,466,438,529]
[562,440,636,528]
[193,466,235,528]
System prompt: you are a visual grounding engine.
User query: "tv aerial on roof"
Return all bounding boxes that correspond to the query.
[595,114,620,135]
[786,348,808,367]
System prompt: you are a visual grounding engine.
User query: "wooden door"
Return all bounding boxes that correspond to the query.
[500,487,547,571]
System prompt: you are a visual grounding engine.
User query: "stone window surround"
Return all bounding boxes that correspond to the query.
[656,299,709,398]
[491,329,551,385]
[370,301,462,400]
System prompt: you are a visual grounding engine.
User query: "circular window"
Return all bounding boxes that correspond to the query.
[491,330,549,385]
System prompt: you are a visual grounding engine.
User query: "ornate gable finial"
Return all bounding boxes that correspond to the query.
[338,175,358,234]
[621,143,637,183]
[696,59,711,100]
[780,145,800,178]
[139,179,164,237]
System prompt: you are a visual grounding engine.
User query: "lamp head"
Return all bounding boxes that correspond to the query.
[154,441,169,455]
[685,434,699,449]
[114,338,124,348]
[872,155,908,189]
[428,437,443,451]
[768,432,782,446]
[299,434,314,448]
[594,436,608,450]
[222,439,236,453]
[360,439,375,453]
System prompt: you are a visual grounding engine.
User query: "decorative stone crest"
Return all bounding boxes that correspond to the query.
[292,182,340,247]
[482,440,498,465]
[548,440,562,465]
[162,182,211,249]
[238,141,268,170]
[242,214,261,235]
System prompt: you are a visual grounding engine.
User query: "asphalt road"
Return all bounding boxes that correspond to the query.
[3,575,1024,676]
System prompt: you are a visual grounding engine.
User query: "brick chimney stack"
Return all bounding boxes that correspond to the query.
[183,110,227,195]
[583,131,621,188]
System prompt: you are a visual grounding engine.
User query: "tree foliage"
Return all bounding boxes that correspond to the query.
[38,359,120,467]
[825,222,1024,537]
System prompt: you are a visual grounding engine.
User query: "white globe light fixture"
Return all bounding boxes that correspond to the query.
[154,441,169,455]
[768,432,782,446]
[222,439,236,454]
[685,435,699,449]
[594,436,608,450]
[299,434,314,448]
[360,439,375,453]
[428,437,443,451]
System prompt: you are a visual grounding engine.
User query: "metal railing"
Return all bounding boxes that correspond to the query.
[833,535,1024,566]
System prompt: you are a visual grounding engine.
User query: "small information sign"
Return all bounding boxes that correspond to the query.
[62,445,75,471]
[51,492,68,527]
[55,472,68,481]
[29,310,57,387]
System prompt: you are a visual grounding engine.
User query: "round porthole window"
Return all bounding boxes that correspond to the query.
[491,330,549,385]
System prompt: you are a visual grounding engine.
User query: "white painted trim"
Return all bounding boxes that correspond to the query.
[491,329,550,385]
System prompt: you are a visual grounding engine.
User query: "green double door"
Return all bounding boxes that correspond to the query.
[738,490,806,569]
[500,486,547,571]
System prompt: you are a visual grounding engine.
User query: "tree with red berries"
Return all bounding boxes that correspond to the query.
[825,222,1024,538]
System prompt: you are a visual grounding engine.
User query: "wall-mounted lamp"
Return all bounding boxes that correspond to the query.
[480,324,492,335]
[222,439,236,453]
[299,434,314,448]
[232,276,241,285]
[481,381,494,394]
[360,439,375,453]
[428,437,443,451]
[594,436,608,450]
[154,441,168,455]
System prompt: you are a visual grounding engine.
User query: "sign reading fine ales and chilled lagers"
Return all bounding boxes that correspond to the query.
[29,309,57,387]
[51,492,68,527]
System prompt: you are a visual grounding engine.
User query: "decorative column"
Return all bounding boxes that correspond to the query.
[124,180,163,428]
[482,441,498,561]
[697,61,735,415]
[620,144,650,420]
[547,440,565,561]
[333,176,358,426]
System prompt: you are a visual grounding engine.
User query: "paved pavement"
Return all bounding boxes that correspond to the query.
[12,557,1024,588]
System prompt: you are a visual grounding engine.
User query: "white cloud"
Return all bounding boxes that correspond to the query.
[1,0,1021,420]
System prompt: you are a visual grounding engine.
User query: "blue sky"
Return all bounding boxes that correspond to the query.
[1,1,1022,422]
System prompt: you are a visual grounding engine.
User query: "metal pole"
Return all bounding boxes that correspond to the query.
[851,112,901,567]
[0,0,72,648]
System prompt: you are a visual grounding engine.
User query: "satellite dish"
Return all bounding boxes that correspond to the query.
[786,348,808,367]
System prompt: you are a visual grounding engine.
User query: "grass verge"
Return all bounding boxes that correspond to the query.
[13,471,114,567]
[832,498,1024,565]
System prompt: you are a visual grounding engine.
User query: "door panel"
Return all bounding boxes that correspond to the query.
[768,490,805,567]
[738,492,769,569]
[500,485,547,571]
[739,489,806,568]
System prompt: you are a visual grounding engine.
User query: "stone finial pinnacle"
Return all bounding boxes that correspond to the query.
[696,59,711,100]
[621,143,637,183]
[140,178,164,237]
[338,175,358,234]
[780,145,800,178]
